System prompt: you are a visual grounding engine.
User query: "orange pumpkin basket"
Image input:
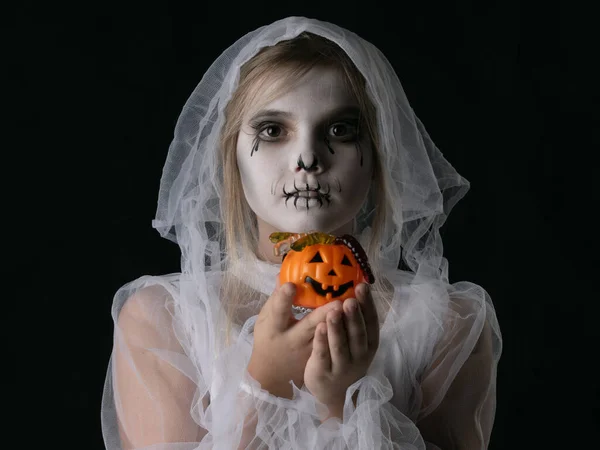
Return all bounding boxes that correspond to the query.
[270,231,375,312]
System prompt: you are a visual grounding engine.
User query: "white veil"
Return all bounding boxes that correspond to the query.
[152,17,466,279]
[102,16,502,450]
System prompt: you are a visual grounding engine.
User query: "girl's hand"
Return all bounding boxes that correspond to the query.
[247,281,343,399]
[304,283,379,417]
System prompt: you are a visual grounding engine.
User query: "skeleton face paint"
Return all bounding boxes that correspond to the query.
[236,67,373,234]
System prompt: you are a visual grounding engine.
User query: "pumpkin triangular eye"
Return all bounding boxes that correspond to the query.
[309,251,324,263]
[341,255,353,266]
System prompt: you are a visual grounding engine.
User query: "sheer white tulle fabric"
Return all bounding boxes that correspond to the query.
[101,16,502,450]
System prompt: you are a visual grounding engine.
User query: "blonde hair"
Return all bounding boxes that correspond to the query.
[219,32,393,328]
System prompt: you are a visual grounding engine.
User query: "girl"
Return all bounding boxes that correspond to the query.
[102,16,502,449]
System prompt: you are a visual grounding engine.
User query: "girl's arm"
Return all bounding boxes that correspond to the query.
[417,305,498,450]
[112,286,208,449]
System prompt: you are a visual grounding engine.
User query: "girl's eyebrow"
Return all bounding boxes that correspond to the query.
[248,105,361,124]
[249,109,294,122]
[326,105,361,119]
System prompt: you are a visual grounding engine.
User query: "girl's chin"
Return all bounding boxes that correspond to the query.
[266,219,353,236]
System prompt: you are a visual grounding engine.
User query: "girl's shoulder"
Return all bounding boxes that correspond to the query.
[111,273,182,322]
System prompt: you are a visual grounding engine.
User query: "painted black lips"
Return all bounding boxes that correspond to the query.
[305,277,354,297]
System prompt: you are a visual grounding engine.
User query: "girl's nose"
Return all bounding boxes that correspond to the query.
[289,135,327,174]
[296,153,319,172]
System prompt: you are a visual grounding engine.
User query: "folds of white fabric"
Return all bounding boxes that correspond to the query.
[101,271,501,450]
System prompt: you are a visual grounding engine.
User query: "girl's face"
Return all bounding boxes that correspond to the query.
[236,66,373,235]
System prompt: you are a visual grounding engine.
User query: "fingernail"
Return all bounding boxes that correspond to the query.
[330,312,340,324]
[356,284,365,298]
[346,300,357,315]
[283,283,296,296]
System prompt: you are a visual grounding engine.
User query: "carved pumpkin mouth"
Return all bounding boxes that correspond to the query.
[304,276,354,297]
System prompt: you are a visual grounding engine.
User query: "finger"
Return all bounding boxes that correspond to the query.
[311,322,331,373]
[343,297,369,360]
[269,282,296,331]
[327,309,351,371]
[356,283,380,351]
[291,300,342,342]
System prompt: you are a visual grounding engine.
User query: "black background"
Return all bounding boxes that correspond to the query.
[11,1,599,448]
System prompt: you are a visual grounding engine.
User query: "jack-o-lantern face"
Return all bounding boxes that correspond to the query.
[279,243,365,309]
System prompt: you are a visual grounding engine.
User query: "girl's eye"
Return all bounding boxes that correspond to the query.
[328,122,358,140]
[255,123,284,141]
[262,125,282,138]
